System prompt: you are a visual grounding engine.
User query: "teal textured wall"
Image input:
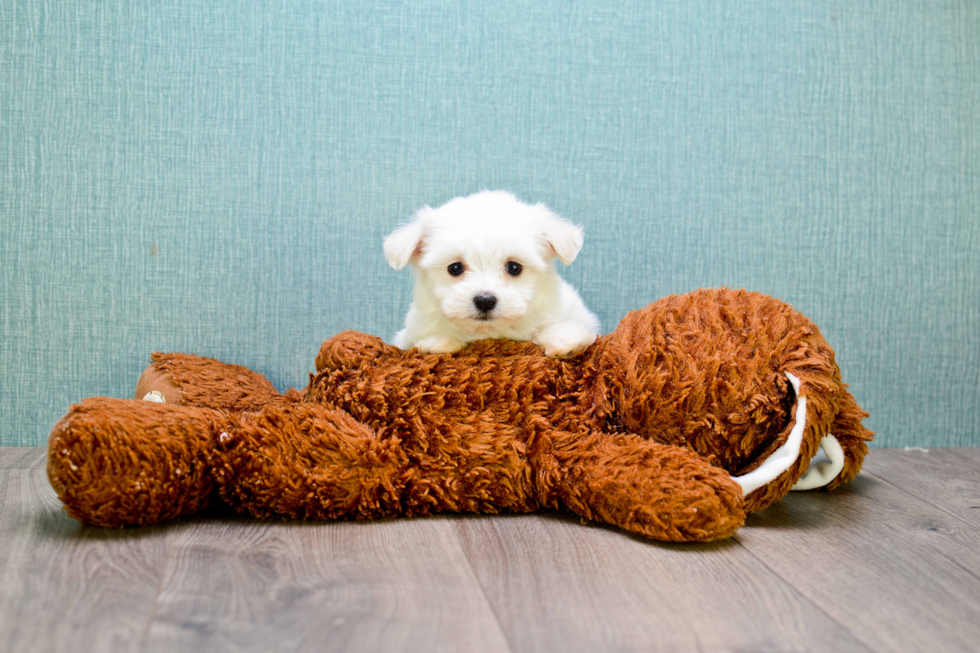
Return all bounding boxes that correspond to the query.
[2,1,978,447]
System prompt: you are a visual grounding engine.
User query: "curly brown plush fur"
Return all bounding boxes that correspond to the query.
[47,288,872,542]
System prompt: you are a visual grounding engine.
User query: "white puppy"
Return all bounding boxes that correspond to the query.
[384,190,600,357]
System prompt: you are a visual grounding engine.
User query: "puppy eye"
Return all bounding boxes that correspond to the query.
[506,261,523,277]
[447,262,465,277]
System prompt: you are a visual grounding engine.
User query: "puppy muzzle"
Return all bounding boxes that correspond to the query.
[473,293,498,315]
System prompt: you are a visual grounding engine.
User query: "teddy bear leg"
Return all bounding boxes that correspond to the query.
[135,353,284,412]
[48,398,228,527]
[534,430,745,542]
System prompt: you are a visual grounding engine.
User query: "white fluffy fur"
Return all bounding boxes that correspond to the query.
[384,190,600,357]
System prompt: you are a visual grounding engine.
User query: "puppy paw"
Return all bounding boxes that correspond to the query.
[535,323,598,358]
[414,335,466,354]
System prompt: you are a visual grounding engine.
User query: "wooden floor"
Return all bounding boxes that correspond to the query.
[1,447,979,652]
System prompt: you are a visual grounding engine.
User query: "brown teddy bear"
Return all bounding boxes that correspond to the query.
[47,288,872,542]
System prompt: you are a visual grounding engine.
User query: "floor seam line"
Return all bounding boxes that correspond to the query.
[453,520,518,653]
[861,469,980,534]
[733,536,878,653]
[135,527,179,653]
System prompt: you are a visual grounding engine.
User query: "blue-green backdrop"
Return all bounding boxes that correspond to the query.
[2,0,978,447]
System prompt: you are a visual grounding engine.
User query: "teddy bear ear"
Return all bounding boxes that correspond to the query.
[383,211,428,270]
[537,205,584,266]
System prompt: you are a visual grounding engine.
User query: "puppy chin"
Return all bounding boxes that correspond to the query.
[447,311,523,336]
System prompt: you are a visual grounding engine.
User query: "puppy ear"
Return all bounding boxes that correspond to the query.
[538,207,584,265]
[384,214,427,270]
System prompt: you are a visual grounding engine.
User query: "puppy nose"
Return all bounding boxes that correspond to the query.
[473,293,497,313]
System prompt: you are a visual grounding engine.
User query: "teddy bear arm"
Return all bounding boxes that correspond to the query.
[137,353,283,412]
[48,397,229,527]
[537,430,745,542]
[215,404,540,520]
[213,403,413,520]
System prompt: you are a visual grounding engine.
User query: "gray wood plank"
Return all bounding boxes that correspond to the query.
[455,512,871,653]
[144,516,511,653]
[739,468,980,653]
[862,448,980,529]
[0,446,47,470]
[0,450,175,653]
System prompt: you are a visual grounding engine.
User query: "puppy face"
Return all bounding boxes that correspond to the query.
[385,191,583,335]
